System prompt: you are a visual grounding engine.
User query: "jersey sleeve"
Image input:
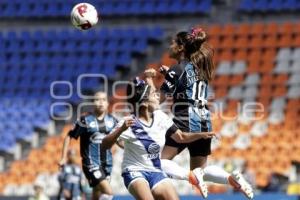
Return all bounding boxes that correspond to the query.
[68,116,86,140]
[160,65,182,94]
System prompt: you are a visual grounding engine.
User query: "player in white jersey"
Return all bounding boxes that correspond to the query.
[102,77,216,200]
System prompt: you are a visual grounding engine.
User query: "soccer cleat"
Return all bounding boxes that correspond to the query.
[189,168,208,198]
[228,170,254,199]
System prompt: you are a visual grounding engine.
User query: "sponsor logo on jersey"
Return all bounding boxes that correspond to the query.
[89,121,97,128]
[147,143,160,159]
[90,132,105,143]
[148,143,160,154]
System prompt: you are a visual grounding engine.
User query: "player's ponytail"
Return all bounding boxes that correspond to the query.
[175,27,215,82]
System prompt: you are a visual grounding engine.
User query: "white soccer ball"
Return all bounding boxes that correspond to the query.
[71,3,98,30]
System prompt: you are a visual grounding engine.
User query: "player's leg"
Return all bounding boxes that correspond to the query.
[151,180,179,200]
[161,131,186,160]
[189,140,253,199]
[93,179,113,200]
[128,179,154,200]
[122,171,154,200]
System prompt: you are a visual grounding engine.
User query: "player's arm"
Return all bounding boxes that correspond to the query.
[166,124,216,144]
[59,117,85,167]
[144,68,157,92]
[59,135,71,167]
[173,130,216,143]
[102,117,135,150]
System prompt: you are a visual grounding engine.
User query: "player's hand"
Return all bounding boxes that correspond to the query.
[58,158,66,168]
[159,65,170,75]
[144,68,157,78]
[121,117,135,131]
[200,131,217,139]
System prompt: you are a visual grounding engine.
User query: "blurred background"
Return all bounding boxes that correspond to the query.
[0,0,300,199]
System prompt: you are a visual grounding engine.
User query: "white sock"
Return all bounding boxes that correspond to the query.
[203,165,230,184]
[161,159,189,180]
[99,194,113,200]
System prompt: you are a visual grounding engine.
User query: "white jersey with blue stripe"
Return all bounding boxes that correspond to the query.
[118,110,173,173]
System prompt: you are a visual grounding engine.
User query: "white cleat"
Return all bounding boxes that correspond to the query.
[189,168,208,198]
[228,170,254,199]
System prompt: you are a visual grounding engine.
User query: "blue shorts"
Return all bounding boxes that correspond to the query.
[122,171,168,190]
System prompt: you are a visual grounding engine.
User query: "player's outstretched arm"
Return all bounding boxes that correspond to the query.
[102,117,135,150]
[171,130,216,143]
[58,135,71,167]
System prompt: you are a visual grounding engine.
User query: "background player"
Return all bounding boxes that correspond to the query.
[58,149,85,200]
[59,91,118,200]
[159,27,253,199]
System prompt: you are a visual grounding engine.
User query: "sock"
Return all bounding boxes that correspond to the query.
[203,165,230,184]
[161,159,189,180]
[99,194,113,200]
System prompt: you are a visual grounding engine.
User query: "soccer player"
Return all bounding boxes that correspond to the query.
[101,78,216,200]
[59,91,118,200]
[58,149,84,200]
[159,27,254,199]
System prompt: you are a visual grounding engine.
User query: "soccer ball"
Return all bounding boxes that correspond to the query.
[71,3,98,30]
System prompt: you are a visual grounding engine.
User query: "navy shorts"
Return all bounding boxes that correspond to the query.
[122,171,168,190]
[82,165,110,187]
[166,107,212,157]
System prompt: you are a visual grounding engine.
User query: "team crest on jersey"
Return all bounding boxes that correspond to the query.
[106,120,114,129]
[90,132,105,143]
[148,143,160,154]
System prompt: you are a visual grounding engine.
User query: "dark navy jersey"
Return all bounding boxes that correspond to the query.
[161,61,211,132]
[68,113,118,173]
[58,164,84,200]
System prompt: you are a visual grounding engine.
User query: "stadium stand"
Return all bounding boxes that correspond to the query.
[0,0,211,18]
[1,0,300,198]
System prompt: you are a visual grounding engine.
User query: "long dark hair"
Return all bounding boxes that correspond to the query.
[175,28,215,81]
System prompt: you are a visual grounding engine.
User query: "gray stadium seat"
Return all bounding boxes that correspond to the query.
[244,73,260,86]
[216,61,232,75]
[290,61,300,73]
[274,60,291,74]
[276,48,292,61]
[220,121,238,137]
[287,73,300,85]
[270,97,286,111]
[233,134,251,150]
[291,47,300,61]
[232,61,247,74]
[287,85,300,98]
[243,86,258,99]
[268,110,285,124]
[250,121,268,137]
[228,86,243,99]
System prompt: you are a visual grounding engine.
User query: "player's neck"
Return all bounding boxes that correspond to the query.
[95,109,106,120]
[138,108,152,124]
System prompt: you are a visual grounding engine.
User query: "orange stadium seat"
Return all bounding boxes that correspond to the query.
[234,36,248,50]
[234,49,247,60]
[222,24,236,37]
[263,35,277,49]
[264,22,279,36]
[250,23,265,36]
[279,22,293,36]
[235,23,251,37]
[208,24,222,38]
[249,35,264,49]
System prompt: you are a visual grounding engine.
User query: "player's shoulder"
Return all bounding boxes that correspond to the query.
[105,113,118,122]
[154,109,169,119]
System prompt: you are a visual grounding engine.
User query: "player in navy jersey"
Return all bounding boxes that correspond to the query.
[58,149,84,200]
[159,27,254,199]
[59,91,118,200]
